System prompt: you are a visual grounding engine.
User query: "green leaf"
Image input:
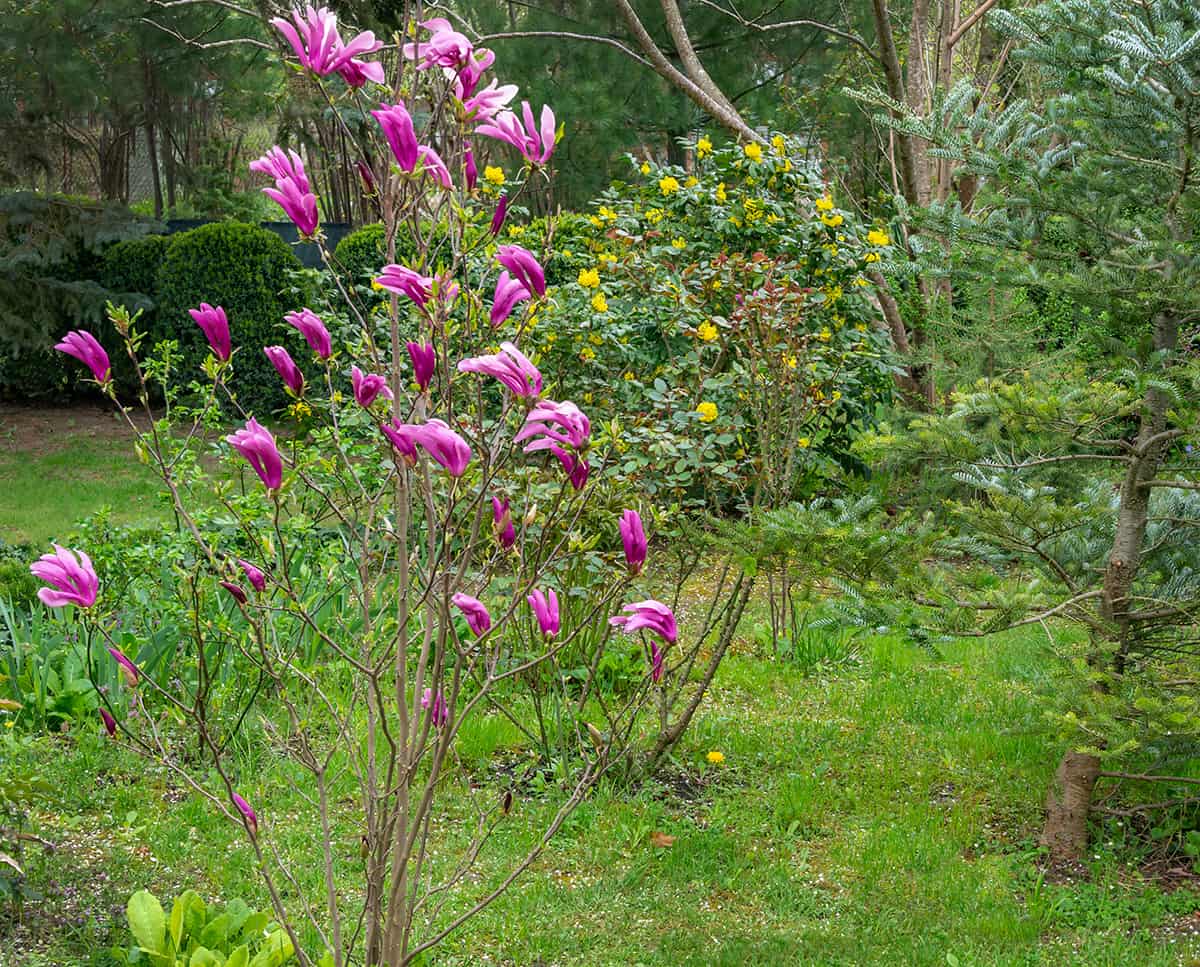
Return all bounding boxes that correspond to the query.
[127,890,166,955]
[169,895,185,950]
[226,947,249,967]
[190,947,222,967]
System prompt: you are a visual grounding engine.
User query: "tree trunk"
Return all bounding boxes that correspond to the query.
[1041,749,1101,863]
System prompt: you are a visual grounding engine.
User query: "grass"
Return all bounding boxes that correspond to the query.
[0,410,163,546]
[5,626,1200,966]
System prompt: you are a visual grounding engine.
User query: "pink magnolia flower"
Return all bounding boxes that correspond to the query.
[527,588,560,639]
[477,102,557,166]
[231,791,258,835]
[490,271,529,327]
[453,48,496,100]
[382,419,421,464]
[250,147,318,237]
[55,331,110,384]
[515,399,591,451]
[609,602,676,647]
[109,647,140,688]
[568,456,590,491]
[452,592,491,636]
[189,303,231,361]
[490,195,509,236]
[495,244,546,296]
[99,707,117,737]
[421,687,449,728]
[650,641,664,683]
[271,5,382,85]
[457,341,542,398]
[609,599,678,645]
[415,419,472,477]
[406,341,436,391]
[285,308,331,358]
[264,346,305,396]
[352,365,392,407]
[220,581,248,605]
[619,510,647,576]
[464,144,478,190]
[238,559,267,592]
[403,17,473,70]
[418,146,453,190]
[226,418,283,491]
[463,79,518,123]
[492,497,516,549]
[372,102,419,171]
[376,264,433,309]
[30,545,98,608]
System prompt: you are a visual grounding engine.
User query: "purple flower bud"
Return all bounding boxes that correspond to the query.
[421,687,449,728]
[406,341,436,391]
[527,588,560,639]
[609,599,678,645]
[99,707,117,737]
[220,581,247,605]
[264,346,305,396]
[285,308,332,359]
[108,647,140,688]
[55,330,111,384]
[491,195,509,236]
[465,144,478,191]
[452,593,491,636]
[352,365,393,408]
[31,544,98,608]
[189,303,232,361]
[619,510,647,576]
[226,418,284,491]
[231,791,258,835]
[492,497,516,549]
[238,559,267,592]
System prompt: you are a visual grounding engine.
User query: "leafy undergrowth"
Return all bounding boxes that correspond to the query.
[4,626,1200,966]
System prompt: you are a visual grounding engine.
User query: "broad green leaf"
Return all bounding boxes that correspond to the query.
[127,890,166,955]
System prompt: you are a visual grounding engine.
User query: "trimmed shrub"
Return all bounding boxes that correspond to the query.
[155,222,303,414]
[101,234,169,298]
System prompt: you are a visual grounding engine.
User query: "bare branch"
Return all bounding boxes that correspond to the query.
[946,0,1002,49]
[694,0,880,62]
[475,30,653,70]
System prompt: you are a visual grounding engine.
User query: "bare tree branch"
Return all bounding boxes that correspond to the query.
[475,30,652,69]
[694,0,880,62]
[946,0,1002,48]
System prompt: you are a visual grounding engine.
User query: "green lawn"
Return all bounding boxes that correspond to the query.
[6,627,1199,966]
[0,408,163,546]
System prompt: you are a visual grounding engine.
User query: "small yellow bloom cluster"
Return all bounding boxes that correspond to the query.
[507,224,526,237]
[640,161,652,175]
[715,183,727,203]
[597,252,617,266]
[797,437,810,449]
[743,142,763,162]
[645,208,666,225]
[815,195,834,212]
[671,237,687,250]
[867,229,891,247]
[288,401,312,420]
[659,176,681,195]
[580,346,596,362]
[578,267,600,289]
[598,205,618,222]
[623,371,636,381]
[697,136,713,158]
[589,333,603,346]
[783,353,797,369]
[743,197,764,223]
[772,134,786,156]
[685,175,699,188]
[706,750,725,765]
[696,321,718,342]
[818,328,832,342]
[696,401,718,423]
[821,213,844,228]
[484,166,505,186]
[590,292,609,313]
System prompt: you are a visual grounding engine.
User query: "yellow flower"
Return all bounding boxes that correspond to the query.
[583,391,594,402]
[864,252,880,263]
[599,205,618,222]
[590,292,609,313]
[706,750,725,765]
[772,134,786,155]
[371,280,385,291]
[867,229,891,247]
[484,165,505,186]
[853,276,869,287]
[288,401,312,420]
[671,237,686,249]
[640,161,651,175]
[715,183,727,203]
[578,267,600,288]
[508,224,527,237]
[597,252,616,265]
[623,371,635,381]
[815,195,834,211]
[797,437,810,449]
[696,321,718,342]
[783,353,797,369]
[711,279,722,290]
[831,390,842,402]
[589,332,603,346]
[819,328,831,342]
[743,142,763,162]
[645,207,665,224]
[821,213,844,228]
[546,332,557,343]
[588,215,603,228]
[659,176,681,195]
[580,347,596,362]
[685,176,699,188]
[696,401,718,423]
[697,136,713,158]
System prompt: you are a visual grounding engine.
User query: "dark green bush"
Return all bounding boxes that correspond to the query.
[101,234,169,298]
[0,193,162,400]
[155,222,303,414]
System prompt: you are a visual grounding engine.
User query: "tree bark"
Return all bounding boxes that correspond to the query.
[1041,749,1101,863]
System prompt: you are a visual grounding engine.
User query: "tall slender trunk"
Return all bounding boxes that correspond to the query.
[1040,307,1178,862]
